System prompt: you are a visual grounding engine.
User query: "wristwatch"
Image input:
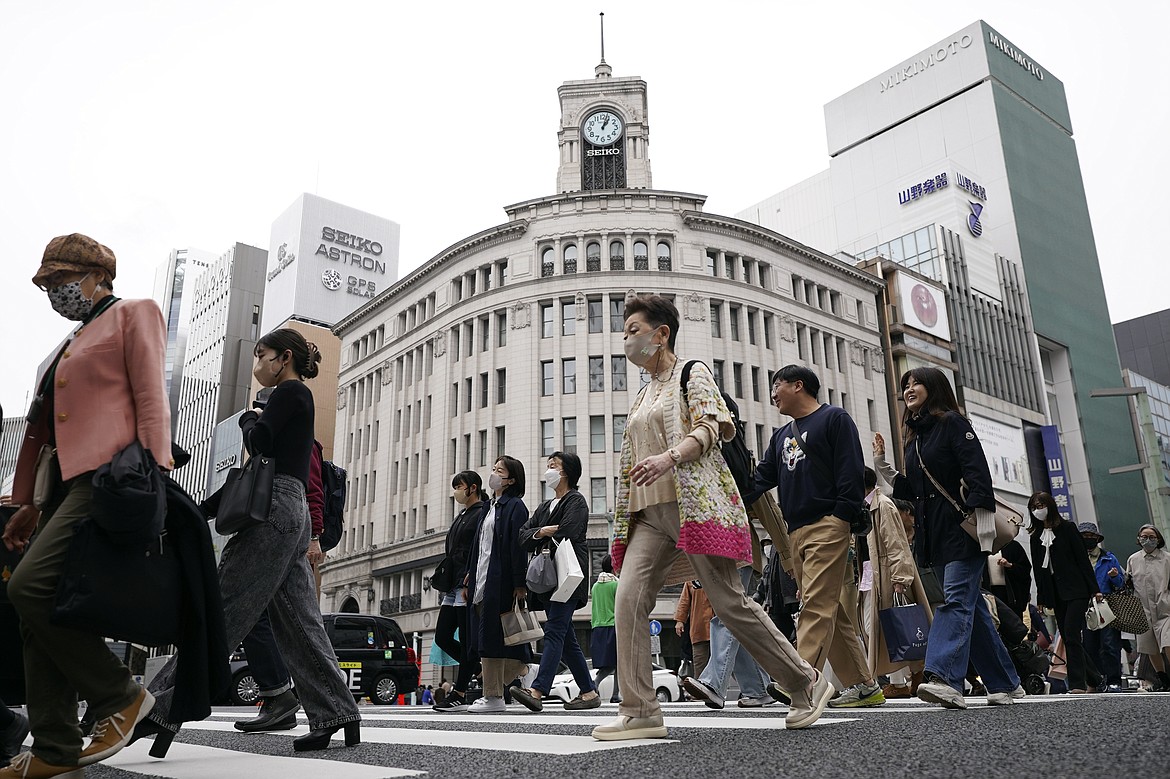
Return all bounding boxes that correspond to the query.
[667,448,682,464]
[310,534,321,542]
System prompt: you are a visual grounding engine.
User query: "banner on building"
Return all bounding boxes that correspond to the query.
[969,414,1031,496]
[1039,424,1075,524]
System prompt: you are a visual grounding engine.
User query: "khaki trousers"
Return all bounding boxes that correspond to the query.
[616,502,813,718]
[790,517,869,688]
[7,476,140,765]
[480,657,528,698]
[691,641,711,680]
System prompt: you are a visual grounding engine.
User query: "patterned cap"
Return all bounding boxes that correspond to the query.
[1077,522,1102,538]
[32,233,117,287]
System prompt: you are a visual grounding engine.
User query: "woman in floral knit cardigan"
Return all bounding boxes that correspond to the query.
[592,295,830,742]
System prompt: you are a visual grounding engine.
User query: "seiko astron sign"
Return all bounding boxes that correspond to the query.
[261,193,400,333]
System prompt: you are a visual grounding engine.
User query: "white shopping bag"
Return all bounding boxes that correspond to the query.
[551,539,584,603]
[1084,598,1116,631]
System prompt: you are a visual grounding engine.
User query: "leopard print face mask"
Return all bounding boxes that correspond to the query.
[46,273,96,321]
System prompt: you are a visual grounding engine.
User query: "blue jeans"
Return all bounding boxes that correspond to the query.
[242,610,292,697]
[149,476,360,730]
[698,566,770,698]
[1082,625,1121,686]
[532,599,595,696]
[926,556,1020,694]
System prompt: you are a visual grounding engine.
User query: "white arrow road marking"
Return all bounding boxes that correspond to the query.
[103,739,422,777]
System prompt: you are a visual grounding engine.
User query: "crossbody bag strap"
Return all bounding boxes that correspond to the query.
[789,417,833,483]
[914,439,967,518]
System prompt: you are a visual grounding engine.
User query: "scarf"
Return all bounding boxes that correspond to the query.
[596,572,619,584]
[1040,528,1055,570]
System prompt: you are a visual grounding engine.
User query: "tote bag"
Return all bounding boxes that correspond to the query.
[501,604,544,646]
[878,593,930,663]
[1084,598,1116,631]
[550,539,584,603]
[215,455,275,535]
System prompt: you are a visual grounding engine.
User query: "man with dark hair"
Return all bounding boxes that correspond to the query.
[746,366,881,707]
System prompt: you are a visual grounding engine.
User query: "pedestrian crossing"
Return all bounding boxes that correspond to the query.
[18,695,1151,778]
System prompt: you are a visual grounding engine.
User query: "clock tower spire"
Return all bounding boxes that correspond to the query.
[556,18,651,193]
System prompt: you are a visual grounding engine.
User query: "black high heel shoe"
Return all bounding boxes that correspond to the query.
[128,717,178,758]
[292,721,360,752]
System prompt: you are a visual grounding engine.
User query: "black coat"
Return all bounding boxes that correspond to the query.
[982,539,1032,614]
[1030,520,1099,605]
[893,411,995,568]
[159,477,232,722]
[466,493,531,661]
[519,490,590,609]
[446,499,485,587]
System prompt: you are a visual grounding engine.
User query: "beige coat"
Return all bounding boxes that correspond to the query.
[865,490,934,677]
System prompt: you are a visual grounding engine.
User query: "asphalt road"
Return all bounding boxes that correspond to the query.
[74,693,1167,779]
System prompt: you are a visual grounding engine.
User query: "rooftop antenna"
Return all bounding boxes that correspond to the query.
[595,12,612,77]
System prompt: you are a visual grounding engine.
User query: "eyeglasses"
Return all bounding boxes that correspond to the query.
[35,270,87,292]
[1138,536,1158,542]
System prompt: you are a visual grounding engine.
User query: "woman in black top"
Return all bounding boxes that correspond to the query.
[432,470,487,713]
[511,451,600,711]
[1027,491,1101,693]
[142,329,361,754]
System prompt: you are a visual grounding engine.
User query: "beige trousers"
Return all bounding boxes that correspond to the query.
[480,657,528,698]
[790,517,870,688]
[616,502,814,718]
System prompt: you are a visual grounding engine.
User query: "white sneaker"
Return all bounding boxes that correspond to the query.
[987,685,1026,705]
[736,694,776,708]
[917,680,968,710]
[785,669,834,729]
[467,696,506,713]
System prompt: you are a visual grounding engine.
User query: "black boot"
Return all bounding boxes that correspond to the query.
[292,720,360,752]
[234,691,301,732]
[128,717,178,758]
[1157,671,1170,692]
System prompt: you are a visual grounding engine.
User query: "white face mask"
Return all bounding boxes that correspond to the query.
[623,331,660,367]
[488,472,505,493]
[453,487,468,506]
[1031,506,1049,522]
[544,468,562,490]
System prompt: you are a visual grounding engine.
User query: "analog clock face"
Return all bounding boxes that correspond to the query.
[583,111,624,146]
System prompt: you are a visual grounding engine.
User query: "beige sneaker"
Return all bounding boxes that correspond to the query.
[591,713,668,741]
[0,751,84,778]
[784,669,833,730]
[78,687,155,766]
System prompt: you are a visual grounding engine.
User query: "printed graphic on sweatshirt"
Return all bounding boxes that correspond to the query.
[783,432,808,471]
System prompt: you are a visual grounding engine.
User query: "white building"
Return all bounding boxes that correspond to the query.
[172,243,267,503]
[324,57,892,680]
[154,248,216,434]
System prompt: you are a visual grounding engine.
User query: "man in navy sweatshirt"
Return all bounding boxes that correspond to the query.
[745,365,883,708]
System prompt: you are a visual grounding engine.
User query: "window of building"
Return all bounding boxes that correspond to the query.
[763,313,773,349]
[610,240,625,270]
[713,359,725,391]
[480,316,490,352]
[590,416,605,452]
[479,372,488,408]
[461,435,469,471]
[588,298,603,333]
[563,358,576,394]
[541,247,554,278]
[451,326,460,361]
[497,259,509,286]
[752,366,761,401]
[612,415,626,452]
[562,301,576,335]
[710,302,722,338]
[733,363,743,398]
[465,322,473,357]
[586,242,601,272]
[657,241,672,271]
[747,310,757,345]
[611,356,627,391]
[541,361,554,396]
[425,395,432,428]
[590,478,606,514]
[756,424,766,461]
[729,305,741,341]
[478,430,487,466]
[541,420,554,456]
[480,266,492,292]
[562,418,577,452]
[450,382,458,416]
[497,311,507,347]
[725,256,735,280]
[495,426,506,458]
[610,298,625,332]
[632,241,649,270]
[463,377,472,410]
[705,249,717,277]
[759,262,770,289]
[563,244,578,274]
[589,356,604,391]
[796,324,807,360]
[541,303,553,338]
[496,368,506,404]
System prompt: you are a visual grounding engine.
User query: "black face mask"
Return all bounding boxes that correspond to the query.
[1083,537,1099,551]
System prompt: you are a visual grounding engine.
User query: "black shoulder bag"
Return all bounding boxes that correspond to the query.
[789,417,872,535]
[214,454,276,535]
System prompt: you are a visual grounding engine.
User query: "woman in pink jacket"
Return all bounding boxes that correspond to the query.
[2,234,171,779]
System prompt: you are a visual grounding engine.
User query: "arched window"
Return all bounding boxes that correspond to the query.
[563,244,578,274]
[586,242,601,272]
[609,240,625,270]
[657,241,672,271]
[541,247,555,278]
[633,241,648,271]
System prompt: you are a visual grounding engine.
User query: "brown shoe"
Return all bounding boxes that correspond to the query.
[0,752,84,778]
[882,684,912,699]
[78,687,155,766]
[910,670,924,694]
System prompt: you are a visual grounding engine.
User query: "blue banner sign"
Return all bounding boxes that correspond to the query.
[1039,425,1075,524]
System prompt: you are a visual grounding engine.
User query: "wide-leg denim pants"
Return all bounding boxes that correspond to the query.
[149,475,359,730]
[698,565,771,698]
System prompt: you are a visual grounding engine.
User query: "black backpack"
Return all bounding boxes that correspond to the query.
[318,459,347,552]
[680,360,755,498]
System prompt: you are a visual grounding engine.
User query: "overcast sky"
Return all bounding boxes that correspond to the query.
[1,1,1166,418]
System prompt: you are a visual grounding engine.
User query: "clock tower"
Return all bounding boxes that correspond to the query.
[556,56,651,192]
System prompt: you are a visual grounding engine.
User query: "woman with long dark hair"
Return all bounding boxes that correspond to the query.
[140,328,361,753]
[463,455,530,713]
[873,366,1021,708]
[432,470,486,712]
[1027,492,1101,693]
